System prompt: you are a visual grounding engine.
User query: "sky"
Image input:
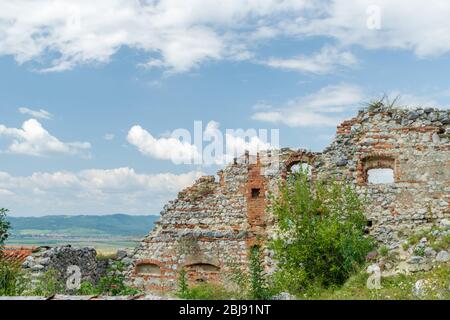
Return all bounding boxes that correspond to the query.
[0,0,450,216]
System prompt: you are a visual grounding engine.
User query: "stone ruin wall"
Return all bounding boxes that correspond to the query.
[316,106,450,245]
[127,106,450,293]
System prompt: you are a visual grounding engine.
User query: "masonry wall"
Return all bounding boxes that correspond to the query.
[128,105,450,293]
[315,105,450,245]
[128,160,259,292]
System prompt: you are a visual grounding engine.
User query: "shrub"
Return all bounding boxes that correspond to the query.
[32,269,65,297]
[270,170,375,294]
[0,208,11,247]
[97,262,140,296]
[248,246,271,300]
[0,259,29,296]
[177,268,189,299]
[180,283,235,300]
[0,208,28,296]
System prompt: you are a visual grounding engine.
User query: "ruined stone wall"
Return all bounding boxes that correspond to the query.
[129,105,449,293]
[315,106,450,246]
[22,245,109,291]
[129,163,251,292]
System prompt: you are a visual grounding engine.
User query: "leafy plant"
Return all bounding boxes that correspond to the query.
[32,269,65,297]
[0,208,11,247]
[179,283,235,300]
[248,246,271,300]
[177,267,190,299]
[379,246,390,257]
[97,262,140,296]
[413,247,425,257]
[0,259,29,296]
[270,170,375,294]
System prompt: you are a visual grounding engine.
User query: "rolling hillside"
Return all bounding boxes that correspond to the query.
[7,214,158,237]
[5,214,159,250]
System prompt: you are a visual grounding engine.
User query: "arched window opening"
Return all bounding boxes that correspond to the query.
[288,162,313,177]
[186,263,220,272]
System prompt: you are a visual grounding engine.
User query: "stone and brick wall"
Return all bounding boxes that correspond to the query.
[128,105,450,293]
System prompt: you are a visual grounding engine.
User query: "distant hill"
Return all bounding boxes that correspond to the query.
[7,214,159,238]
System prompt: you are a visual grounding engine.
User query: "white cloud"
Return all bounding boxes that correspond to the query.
[0,0,308,73]
[288,1,450,58]
[128,121,276,165]
[261,46,357,74]
[252,84,364,127]
[18,107,53,120]
[0,119,91,157]
[1,1,450,73]
[0,168,203,216]
[103,133,115,141]
[127,125,200,164]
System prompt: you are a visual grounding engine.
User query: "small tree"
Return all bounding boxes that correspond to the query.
[248,246,270,300]
[177,268,189,299]
[0,208,10,247]
[270,171,374,294]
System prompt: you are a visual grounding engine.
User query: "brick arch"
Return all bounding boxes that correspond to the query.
[134,259,162,276]
[183,261,221,284]
[357,154,399,185]
[283,150,317,179]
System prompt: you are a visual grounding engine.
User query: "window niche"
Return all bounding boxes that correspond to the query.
[251,188,261,199]
[135,262,161,276]
[360,156,397,185]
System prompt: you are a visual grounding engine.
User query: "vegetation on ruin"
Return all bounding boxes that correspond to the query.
[176,267,235,300]
[0,208,10,247]
[0,209,28,296]
[304,263,450,300]
[76,262,141,296]
[248,246,272,300]
[176,245,272,300]
[0,259,28,296]
[269,171,375,295]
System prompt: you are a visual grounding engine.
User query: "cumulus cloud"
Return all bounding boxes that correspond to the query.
[0,119,91,157]
[252,84,364,127]
[0,0,308,73]
[288,0,450,58]
[1,1,450,73]
[127,125,200,164]
[0,168,203,216]
[128,121,276,165]
[261,46,357,74]
[18,107,53,120]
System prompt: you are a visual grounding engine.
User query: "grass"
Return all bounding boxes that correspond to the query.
[302,263,450,300]
[177,283,237,300]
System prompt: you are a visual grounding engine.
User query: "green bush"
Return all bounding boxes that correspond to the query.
[32,269,65,297]
[0,259,29,296]
[248,246,271,300]
[270,171,375,295]
[0,208,28,296]
[96,262,140,296]
[179,282,235,300]
[177,268,190,298]
[176,267,237,300]
[0,208,11,247]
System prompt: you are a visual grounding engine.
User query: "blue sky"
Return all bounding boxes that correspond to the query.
[1,0,450,216]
